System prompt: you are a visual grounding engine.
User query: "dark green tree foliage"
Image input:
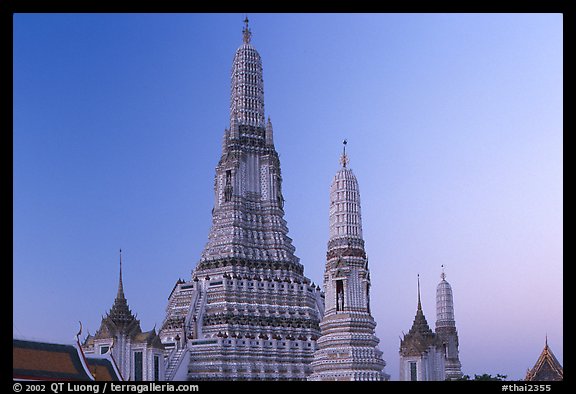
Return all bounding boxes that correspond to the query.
[456,373,508,381]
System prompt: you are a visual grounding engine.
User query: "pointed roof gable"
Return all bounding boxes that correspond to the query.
[133,328,165,349]
[525,339,563,381]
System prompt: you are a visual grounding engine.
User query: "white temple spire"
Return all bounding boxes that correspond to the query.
[436,266,455,327]
[310,144,387,381]
[435,265,463,380]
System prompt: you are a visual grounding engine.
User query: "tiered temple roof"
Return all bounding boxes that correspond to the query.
[525,338,563,381]
[400,276,443,357]
[84,250,163,351]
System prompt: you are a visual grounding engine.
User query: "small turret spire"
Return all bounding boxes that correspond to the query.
[242,16,252,44]
[266,116,274,146]
[441,264,446,281]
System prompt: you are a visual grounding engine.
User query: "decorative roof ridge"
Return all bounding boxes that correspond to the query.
[74,322,96,381]
[13,335,77,346]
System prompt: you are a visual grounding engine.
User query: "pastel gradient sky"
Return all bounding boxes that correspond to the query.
[13,13,562,380]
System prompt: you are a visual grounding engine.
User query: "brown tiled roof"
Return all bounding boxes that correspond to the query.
[13,339,94,381]
[85,357,123,381]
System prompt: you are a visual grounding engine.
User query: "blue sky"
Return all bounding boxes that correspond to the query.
[13,13,562,380]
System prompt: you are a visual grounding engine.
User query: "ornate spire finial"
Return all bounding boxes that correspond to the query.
[117,248,124,299]
[340,139,349,167]
[242,16,252,44]
[417,274,422,311]
[441,264,446,280]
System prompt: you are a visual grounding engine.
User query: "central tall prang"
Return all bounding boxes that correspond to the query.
[199,18,299,269]
[159,18,324,381]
